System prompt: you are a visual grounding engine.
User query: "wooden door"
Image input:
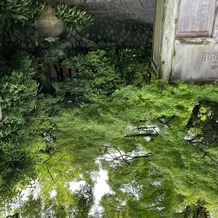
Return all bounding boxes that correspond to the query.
[177,0,216,37]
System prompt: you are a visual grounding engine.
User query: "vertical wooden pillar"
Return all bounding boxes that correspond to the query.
[152,0,179,81]
[152,0,164,78]
[0,97,2,122]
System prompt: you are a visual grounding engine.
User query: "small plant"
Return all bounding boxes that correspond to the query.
[43,40,70,65]
[59,42,123,104]
[118,46,155,86]
[0,0,45,29]
[54,3,94,33]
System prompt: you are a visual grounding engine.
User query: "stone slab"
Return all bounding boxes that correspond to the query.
[172,39,218,81]
[177,0,216,37]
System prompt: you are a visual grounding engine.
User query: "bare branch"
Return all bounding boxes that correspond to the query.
[42,164,56,184]
[110,146,153,166]
[203,153,218,165]
[42,150,59,164]
[136,126,157,130]
[113,147,131,166]
[125,133,154,138]
[128,153,153,160]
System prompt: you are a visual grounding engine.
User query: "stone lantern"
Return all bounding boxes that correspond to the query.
[36,6,64,37]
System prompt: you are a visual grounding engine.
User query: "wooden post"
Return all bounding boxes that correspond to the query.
[151,0,165,78]
[152,0,179,81]
[0,97,2,122]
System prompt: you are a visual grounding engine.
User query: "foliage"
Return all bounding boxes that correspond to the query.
[49,42,154,105]
[0,0,45,29]
[0,12,217,216]
[72,183,94,218]
[0,52,59,204]
[101,81,218,216]
[37,41,154,104]
[5,81,216,217]
[0,53,39,199]
[54,3,94,32]
[118,46,154,86]
[49,81,218,217]
[195,101,218,146]
[60,42,124,104]
[42,40,70,65]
